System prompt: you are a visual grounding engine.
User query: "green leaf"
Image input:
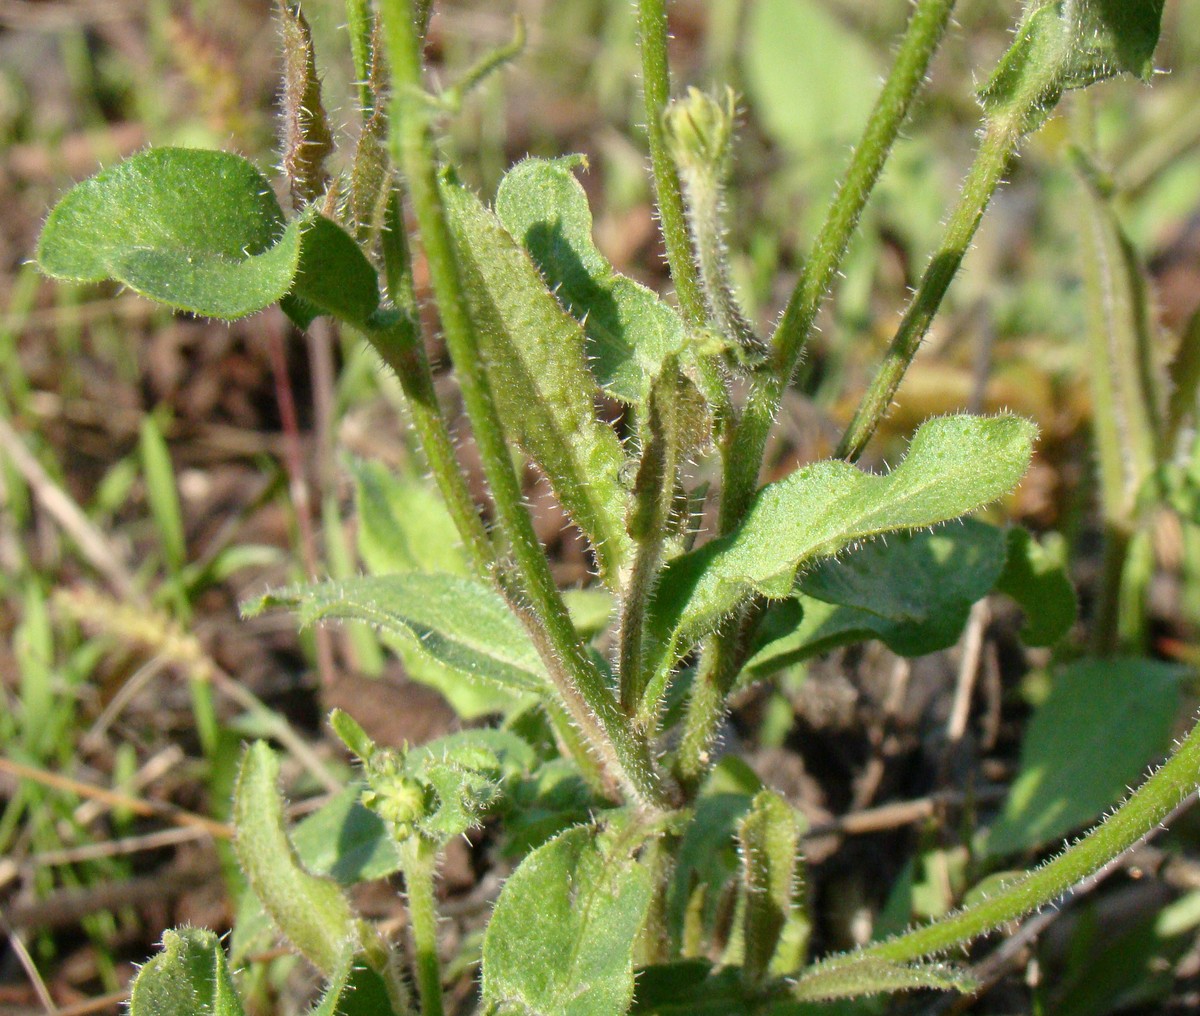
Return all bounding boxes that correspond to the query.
[404,729,536,842]
[980,1,1166,132]
[352,459,469,577]
[502,758,601,856]
[37,148,302,320]
[738,790,805,985]
[290,785,403,885]
[441,174,632,582]
[351,460,522,715]
[667,758,762,953]
[130,928,245,1016]
[746,521,1008,676]
[994,527,1077,647]
[983,658,1184,857]
[631,962,816,1015]
[791,957,974,1002]
[244,574,548,694]
[743,0,879,153]
[483,820,655,1016]
[284,214,381,329]
[233,741,359,974]
[494,156,689,404]
[647,415,1036,684]
[307,947,407,1016]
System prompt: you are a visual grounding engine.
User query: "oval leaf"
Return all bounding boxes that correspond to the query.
[647,415,1036,685]
[483,820,655,1016]
[980,0,1165,131]
[37,147,301,320]
[495,156,689,404]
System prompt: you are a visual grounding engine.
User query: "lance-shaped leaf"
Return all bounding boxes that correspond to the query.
[233,741,360,975]
[244,574,548,694]
[441,175,632,582]
[37,148,302,320]
[646,415,1036,683]
[738,790,804,985]
[495,156,689,404]
[276,0,334,206]
[791,957,974,1002]
[980,0,1165,132]
[483,820,655,1016]
[130,928,245,1016]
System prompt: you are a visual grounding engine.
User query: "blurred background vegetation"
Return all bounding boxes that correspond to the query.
[2,1,1200,1013]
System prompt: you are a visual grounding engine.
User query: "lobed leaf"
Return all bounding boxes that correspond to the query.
[129,928,245,1016]
[37,148,302,320]
[441,173,632,582]
[483,820,655,1016]
[983,658,1184,857]
[646,415,1037,685]
[233,741,359,975]
[495,156,689,404]
[243,574,548,694]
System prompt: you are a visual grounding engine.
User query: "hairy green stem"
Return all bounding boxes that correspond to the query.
[362,314,495,577]
[379,0,672,810]
[344,0,374,114]
[400,837,444,1016]
[721,0,958,529]
[635,0,707,330]
[836,118,1018,462]
[803,713,1200,977]
[673,606,758,790]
